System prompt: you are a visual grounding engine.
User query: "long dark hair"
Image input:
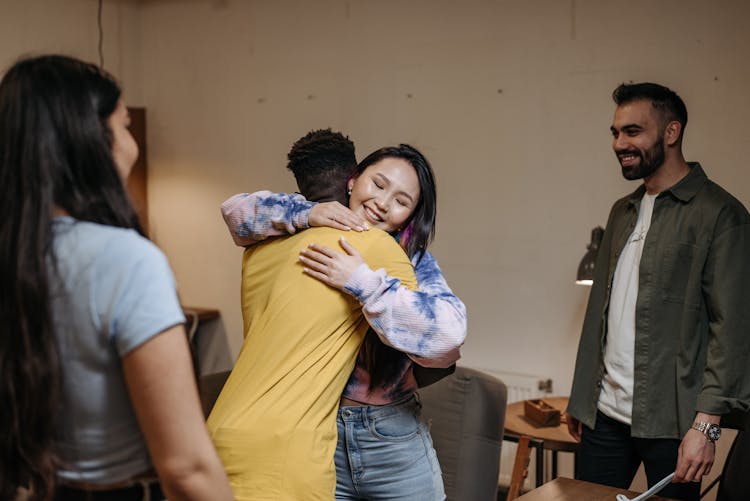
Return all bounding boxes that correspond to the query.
[352,144,437,389]
[0,54,140,499]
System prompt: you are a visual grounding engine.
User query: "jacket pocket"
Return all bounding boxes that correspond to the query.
[660,242,701,309]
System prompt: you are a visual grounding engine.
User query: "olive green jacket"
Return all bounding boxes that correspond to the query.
[567,163,750,438]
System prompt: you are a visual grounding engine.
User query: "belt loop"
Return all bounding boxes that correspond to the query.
[140,479,151,501]
[361,405,369,428]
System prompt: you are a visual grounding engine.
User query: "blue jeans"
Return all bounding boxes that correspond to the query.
[577,410,700,501]
[335,395,445,500]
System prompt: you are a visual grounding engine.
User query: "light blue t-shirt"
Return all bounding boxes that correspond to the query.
[49,217,185,484]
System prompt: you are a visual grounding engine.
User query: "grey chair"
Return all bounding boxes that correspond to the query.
[716,428,750,500]
[198,370,231,417]
[418,366,508,501]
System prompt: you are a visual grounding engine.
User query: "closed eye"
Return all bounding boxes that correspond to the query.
[622,124,643,136]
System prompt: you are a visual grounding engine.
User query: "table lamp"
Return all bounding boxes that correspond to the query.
[576,226,604,286]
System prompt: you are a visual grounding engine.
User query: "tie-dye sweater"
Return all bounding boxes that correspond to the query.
[221,191,466,404]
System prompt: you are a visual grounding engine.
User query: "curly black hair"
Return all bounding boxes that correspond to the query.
[286,129,356,203]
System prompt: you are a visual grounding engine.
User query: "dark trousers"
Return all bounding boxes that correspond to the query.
[55,482,163,501]
[576,410,700,501]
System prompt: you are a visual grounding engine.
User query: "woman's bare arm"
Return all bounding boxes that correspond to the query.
[122,325,233,501]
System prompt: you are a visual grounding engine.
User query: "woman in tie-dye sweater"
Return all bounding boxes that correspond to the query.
[222,145,466,500]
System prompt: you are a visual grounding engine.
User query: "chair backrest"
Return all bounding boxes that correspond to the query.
[198,370,231,417]
[418,366,508,501]
[717,427,750,501]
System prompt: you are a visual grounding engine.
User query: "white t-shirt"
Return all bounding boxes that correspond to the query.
[597,193,657,424]
[50,217,185,484]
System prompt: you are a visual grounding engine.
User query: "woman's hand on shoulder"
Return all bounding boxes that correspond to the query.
[309,202,369,232]
[300,236,367,290]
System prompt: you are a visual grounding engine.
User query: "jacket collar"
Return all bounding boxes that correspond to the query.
[626,162,707,207]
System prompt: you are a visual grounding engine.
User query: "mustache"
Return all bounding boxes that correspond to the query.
[615,149,641,156]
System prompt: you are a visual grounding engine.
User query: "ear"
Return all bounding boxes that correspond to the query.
[347,177,355,193]
[664,121,682,146]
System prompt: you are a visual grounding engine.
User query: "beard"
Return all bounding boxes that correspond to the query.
[617,134,666,180]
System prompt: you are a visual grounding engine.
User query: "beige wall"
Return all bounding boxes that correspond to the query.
[135,0,750,394]
[3,0,750,399]
[2,2,748,494]
[0,0,143,102]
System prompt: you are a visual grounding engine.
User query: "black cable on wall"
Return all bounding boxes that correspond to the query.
[97,0,104,68]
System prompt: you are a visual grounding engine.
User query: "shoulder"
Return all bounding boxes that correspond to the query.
[248,226,409,267]
[99,224,166,269]
[352,229,416,286]
[55,217,147,246]
[413,250,443,280]
[413,249,436,267]
[347,228,407,257]
[286,227,404,254]
[699,180,750,224]
[54,218,169,274]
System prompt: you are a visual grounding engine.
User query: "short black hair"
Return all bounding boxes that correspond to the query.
[612,82,688,141]
[286,129,356,203]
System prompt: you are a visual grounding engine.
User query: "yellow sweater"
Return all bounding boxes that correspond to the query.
[207,228,416,500]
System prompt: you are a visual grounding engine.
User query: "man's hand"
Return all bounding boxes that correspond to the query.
[299,237,366,290]
[309,202,368,232]
[565,412,582,442]
[674,412,719,483]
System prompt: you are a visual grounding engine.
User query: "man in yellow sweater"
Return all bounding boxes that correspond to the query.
[209,227,417,500]
[207,132,418,500]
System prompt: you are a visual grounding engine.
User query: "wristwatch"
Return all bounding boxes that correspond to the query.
[692,421,721,442]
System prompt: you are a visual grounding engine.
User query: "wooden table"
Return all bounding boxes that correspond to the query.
[503,396,579,499]
[516,477,680,501]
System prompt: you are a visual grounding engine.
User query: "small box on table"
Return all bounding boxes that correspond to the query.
[524,399,561,427]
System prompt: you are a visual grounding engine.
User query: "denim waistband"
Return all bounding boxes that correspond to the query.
[338,394,420,422]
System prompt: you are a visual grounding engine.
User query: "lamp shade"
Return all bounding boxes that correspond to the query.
[576,226,604,286]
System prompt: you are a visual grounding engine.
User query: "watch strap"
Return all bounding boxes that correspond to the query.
[692,421,721,442]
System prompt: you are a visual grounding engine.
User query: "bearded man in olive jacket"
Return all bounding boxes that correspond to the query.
[566,82,750,501]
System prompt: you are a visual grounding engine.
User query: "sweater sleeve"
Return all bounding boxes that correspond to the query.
[343,250,467,367]
[220,191,315,247]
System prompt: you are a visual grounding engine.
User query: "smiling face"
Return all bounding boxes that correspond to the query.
[107,99,139,180]
[347,157,421,233]
[610,99,667,181]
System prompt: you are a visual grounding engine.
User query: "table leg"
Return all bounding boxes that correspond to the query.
[535,442,544,487]
[507,435,532,501]
[552,450,558,479]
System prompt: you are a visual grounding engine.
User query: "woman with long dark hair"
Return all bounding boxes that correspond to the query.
[0,54,232,501]
[221,142,465,500]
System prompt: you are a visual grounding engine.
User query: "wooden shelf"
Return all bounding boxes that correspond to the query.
[181,306,220,322]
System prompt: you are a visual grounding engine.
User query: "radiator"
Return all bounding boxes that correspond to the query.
[482,369,554,404]
[478,369,554,489]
